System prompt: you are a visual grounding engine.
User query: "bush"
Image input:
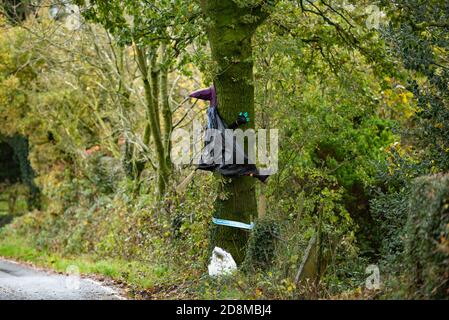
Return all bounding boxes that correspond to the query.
[243,219,280,271]
[404,174,449,298]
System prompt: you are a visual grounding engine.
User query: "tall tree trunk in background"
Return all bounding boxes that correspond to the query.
[150,54,161,134]
[159,43,173,170]
[135,45,169,196]
[200,0,271,264]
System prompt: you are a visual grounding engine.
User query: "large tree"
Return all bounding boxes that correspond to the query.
[199,0,273,263]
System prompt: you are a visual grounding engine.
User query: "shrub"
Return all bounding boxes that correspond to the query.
[404,174,449,298]
[243,219,280,271]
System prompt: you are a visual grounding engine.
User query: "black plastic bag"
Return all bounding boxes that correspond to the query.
[197,106,268,183]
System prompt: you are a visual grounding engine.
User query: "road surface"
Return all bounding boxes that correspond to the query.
[0,258,124,300]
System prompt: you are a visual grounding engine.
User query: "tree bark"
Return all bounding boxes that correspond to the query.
[200,0,270,264]
[150,54,161,133]
[159,43,173,170]
[135,45,169,196]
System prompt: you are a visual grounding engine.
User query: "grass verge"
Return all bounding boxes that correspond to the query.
[0,232,199,299]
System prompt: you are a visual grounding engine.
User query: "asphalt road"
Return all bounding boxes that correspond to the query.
[0,258,123,300]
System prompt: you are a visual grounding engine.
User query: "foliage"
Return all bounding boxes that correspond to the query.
[243,218,280,271]
[366,0,449,299]
[0,0,448,300]
[381,0,449,172]
[404,174,449,298]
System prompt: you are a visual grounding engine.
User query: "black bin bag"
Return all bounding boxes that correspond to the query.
[197,105,268,183]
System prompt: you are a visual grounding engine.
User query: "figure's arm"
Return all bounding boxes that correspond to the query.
[189,87,213,101]
[228,112,250,129]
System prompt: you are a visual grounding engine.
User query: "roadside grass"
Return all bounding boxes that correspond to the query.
[0,232,186,298]
[0,232,259,299]
[0,230,385,300]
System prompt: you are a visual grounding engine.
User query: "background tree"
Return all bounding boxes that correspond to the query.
[76,0,201,196]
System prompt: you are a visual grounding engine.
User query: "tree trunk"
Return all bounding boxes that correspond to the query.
[200,0,270,264]
[159,43,173,170]
[135,45,169,196]
[150,54,161,133]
